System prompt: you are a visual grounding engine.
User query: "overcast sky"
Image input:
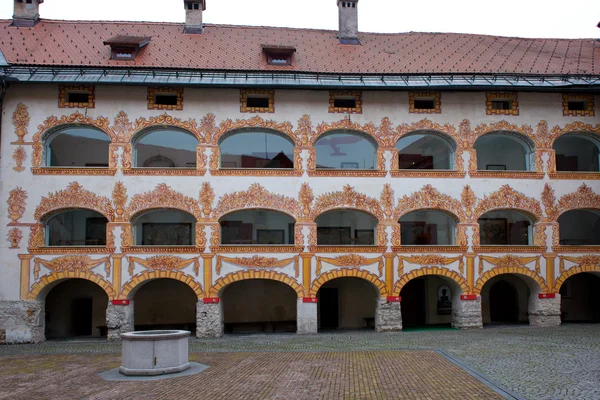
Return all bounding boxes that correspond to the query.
[1,0,598,39]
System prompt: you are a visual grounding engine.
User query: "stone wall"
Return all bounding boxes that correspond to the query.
[452,296,483,329]
[529,295,561,327]
[0,300,45,343]
[106,302,134,340]
[196,301,223,338]
[375,299,402,332]
[297,300,317,334]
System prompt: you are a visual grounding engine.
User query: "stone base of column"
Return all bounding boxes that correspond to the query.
[452,296,483,329]
[0,300,45,343]
[106,302,134,340]
[529,294,561,327]
[375,298,402,332]
[297,299,317,334]
[196,301,223,338]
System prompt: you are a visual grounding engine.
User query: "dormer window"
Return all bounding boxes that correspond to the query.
[262,44,296,66]
[103,36,151,61]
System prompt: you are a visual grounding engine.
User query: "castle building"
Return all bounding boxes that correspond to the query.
[1,0,599,343]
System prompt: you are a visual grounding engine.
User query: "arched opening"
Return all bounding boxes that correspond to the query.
[219,129,295,169]
[474,132,534,171]
[481,274,538,324]
[133,128,198,168]
[133,279,198,332]
[558,209,600,245]
[44,279,108,339]
[45,126,111,167]
[478,210,534,245]
[315,131,377,170]
[317,277,377,331]
[560,272,600,323]
[395,132,455,170]
[400,275,462,330]
[133,209,196,246]
[221,279,297,333]
[45,209,108,246]
[553,134,600,172]
[316,209,378,245]
[399,210,457,245]
[219,210,295,245]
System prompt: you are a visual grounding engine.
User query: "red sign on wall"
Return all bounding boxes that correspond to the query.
[386,296,401,302]
[111,299,130,306]
[203,297,220,304]
[538,293,556,299]
[302,297,318,303]
[460,294,477,301]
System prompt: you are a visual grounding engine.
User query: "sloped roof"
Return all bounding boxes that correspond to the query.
[1,19,599,76]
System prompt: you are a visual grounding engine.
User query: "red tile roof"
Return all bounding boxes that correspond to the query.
[1,19,599,75]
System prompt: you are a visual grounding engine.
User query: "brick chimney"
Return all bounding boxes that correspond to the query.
[337,0,359,45]
[184,0,206,34]
[12,0,44,27]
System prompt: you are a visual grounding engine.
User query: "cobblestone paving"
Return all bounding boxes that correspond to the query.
[1,324,599,399]
[0,351,501,400]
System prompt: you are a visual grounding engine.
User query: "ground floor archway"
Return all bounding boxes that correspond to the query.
[133,279,197,332]
[481,274,537,324]
[399,275,462,330]
[221,279,297,334]
[560,272,600,323]
[44,279,108,339]
[317,277,378,331]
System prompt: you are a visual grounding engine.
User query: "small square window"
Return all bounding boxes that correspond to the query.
[563,94,595,117]
[148,87,183,110]
[329,91,362,114]
[58,85,95,109]
[240,89,274,113]
[409,92,441,114]
[486,92,519,115]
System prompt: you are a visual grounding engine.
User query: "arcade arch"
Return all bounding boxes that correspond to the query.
[44,126,110,167]
[558,209,600,245]
[219,209,295,245]
[219,129,295,169]
[315,131,377,170]
[474,132,534,171]
[399,210,457,245]
[315,209,378,245]
[395,132,456,170]
[478,210,534,246]
[132,209,196,246]
[45,209,108,246]
[132,128,198,168]
[553,134,600,172]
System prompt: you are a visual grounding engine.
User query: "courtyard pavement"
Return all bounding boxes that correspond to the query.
[0,324,598,399]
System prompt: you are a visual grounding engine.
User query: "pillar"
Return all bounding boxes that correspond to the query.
[106,301,134,340]
[0,300,45,343]
[375,298,402,332]
[196,300,223,338]
[528,294,561,327]
[451,296,483,329]
[297,298,317,334]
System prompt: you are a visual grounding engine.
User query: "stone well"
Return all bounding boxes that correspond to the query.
[119,330,191,376]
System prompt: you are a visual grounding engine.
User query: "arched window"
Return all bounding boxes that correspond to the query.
[315,131,377,170]
[396,133,455,170]
[474,133,534,171]
[219,130,295,169]
[315,209,377,245]
[553,135,600,172]
[558,209,600,245]
[478,210,534,245]
[134,129,198,168]
[46,209,108,246]
[133,209,196,246]
[45,127,110,167]
[220,210,295,245]
[399,210,457,245]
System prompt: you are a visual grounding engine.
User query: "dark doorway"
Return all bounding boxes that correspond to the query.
[71,298,93,336]
[560,273,600,323]
[319,288,339,329]
[489,280,519,323]
[401,279,426,327]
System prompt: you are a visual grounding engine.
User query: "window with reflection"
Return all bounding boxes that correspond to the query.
[558,209,600,245]
[399,210,456,245]
[396,133,454,170]
[220,210,295,245]
[134,129,198,168]
[219,130,294,169]
[316,210,377,245]
[315,132,377,170]
[478,210,533,245]
[46,127,110,167]
[474,133,533,171]
[553,135,600,172]
[133,209,196,246]
[46,209,107,246]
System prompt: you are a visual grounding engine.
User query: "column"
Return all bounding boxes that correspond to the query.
[297,298,317,334]
[451,295,483,329]
[375,297,402,332]
[106,301,134,340]
[529,294,561,327]
[196,299,223,338]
